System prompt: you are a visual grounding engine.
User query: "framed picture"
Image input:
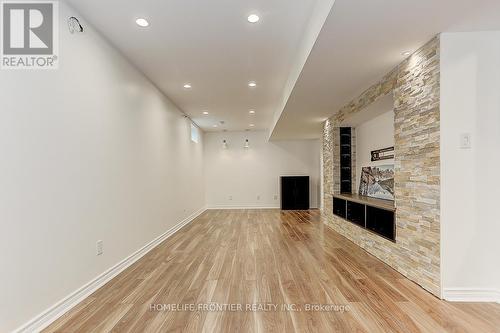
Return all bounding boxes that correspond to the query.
[371,147,394,161]
[359,165,394,201]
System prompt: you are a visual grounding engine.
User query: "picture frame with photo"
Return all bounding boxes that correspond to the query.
[359,165,395,201]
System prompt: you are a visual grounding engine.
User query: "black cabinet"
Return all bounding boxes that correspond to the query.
[366,206,395,241]
[281,176,310,210]
[333,198,346,218]
[332,194,396,242]
[347,201,365,227]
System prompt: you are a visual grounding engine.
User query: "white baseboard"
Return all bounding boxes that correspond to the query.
[443,288,500,303]
[206,205,319,210]
[207,205,280,210]
[13,207,206,333]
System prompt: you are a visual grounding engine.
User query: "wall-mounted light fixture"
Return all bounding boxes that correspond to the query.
[222,139,228,149]
[244,139,250,149]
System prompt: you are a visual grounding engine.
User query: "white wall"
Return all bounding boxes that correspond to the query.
[205,131,320,208]
[355,111,395,193]
[441,31,500,301]
[0,3,205,332]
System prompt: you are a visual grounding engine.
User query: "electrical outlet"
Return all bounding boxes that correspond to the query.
[96,240,103,256]
[274,195,278,200]
[460,133,472,149]
[229,195,233,201]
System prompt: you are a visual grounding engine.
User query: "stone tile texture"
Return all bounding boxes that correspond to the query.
[322,37,441,296]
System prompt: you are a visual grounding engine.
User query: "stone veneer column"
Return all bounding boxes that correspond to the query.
[321,36,441,296]
[322,120,335,215]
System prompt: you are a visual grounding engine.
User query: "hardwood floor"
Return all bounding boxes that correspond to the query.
[44,209,500,333]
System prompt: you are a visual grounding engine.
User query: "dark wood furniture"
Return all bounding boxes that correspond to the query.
[340,127,352,193]
[332,193,396,241]
[280,176,309,210]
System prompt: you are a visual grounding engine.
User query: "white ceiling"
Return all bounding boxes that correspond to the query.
[65,0,325,132]
[269,0,500,140]
[66,0,500,138]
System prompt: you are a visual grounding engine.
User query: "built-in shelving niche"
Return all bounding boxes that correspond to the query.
[332,193,396,242]
[335,125,396,242]
[339,127,352,193]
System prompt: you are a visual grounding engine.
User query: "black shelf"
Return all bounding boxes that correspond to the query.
[339,127,352,193]
[366,206,395,241]
[333,198,346,218]
[332,193,396,242]
[347,201,365,227]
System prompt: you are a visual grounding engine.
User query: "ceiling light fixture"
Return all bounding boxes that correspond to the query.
[135,18,149,27]
[247,14,260,23]
[183,84,192,89]
[203,111,209,115]
[402,51,412,56]
[249,110,256,114]
[248,81,257,88]
[249,124,255,127]
[213,124,218,128]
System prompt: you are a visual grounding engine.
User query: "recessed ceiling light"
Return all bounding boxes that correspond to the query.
[183,84,192,89]
[248,81,257,88]
[135,18,149,27]
[247,14,260,23]
[402,51,412,56]
[203,111,209,115]
[249,110,256,114]
[249,124,255,127]
[213,124,218,128]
